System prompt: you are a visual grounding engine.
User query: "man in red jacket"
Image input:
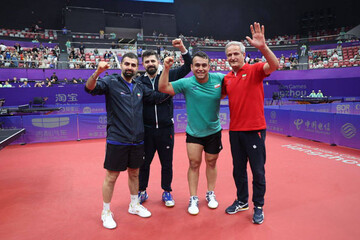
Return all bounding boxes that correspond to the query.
[222,22,279,224]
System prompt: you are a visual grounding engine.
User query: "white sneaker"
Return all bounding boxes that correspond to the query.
[206,191,219,209]
[188,196,199,215]
[101,210,117,229]
[128,203,152,218]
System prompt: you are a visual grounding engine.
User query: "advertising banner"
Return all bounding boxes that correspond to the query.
[290,111,335,144]
[264,109,291,135]
[334,114,360,149]
[78,113,107,140]
[22,114,78,143]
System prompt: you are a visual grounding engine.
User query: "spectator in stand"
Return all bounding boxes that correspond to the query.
[62,26,68,35]
[316,90,324,97]
[94,48,99,56]
[45,77,51,85]
[3,80,12,87]
[66,40,71,54]
[11,54,18,67]
[280,54,285,64]
[331,51,339,61]
[14,43,22,53]
[50,72,58,83]
[79,43,85,55]
[110,32,116,40]
[137,47,143,58]
[308,90,317,97]
[289,53,294,62]
[293,52,299,60]
[20,80,31,88]
[104,51,110,59]
[0,53,4,67]
[32,45,38,53]
[0,43,6,54]
[300,44,307,56]
[99,30,105,39]
[137,32,143,41]
[245,54,251,64]
[39,43,45,51]
[34,81,45,87]
[189,46,193,56]
[336,44,342,55]
[307,48,313,57]
[54,45,60,57]
[71,77,78,84]
[12,77,19,84]
[291,58,299,70]
[9,61,16,68]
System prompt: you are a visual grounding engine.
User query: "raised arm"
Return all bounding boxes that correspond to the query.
[169,38,192,80]
[85,61,109,91]
[246,22,279,75]
[158,57,176,96]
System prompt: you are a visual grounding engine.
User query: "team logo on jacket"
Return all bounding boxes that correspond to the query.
[137,93,141,98]
[241,74,247,79]
[214,83,221,88]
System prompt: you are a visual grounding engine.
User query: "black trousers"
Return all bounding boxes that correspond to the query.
[139,125,174,192]
[229,130,266,207]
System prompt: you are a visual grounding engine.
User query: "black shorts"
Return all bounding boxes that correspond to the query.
[104,143,145,171]
[186,130,223,154]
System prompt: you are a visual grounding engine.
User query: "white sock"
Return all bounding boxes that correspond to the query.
[103,202,110,211]
[130,194,139,205]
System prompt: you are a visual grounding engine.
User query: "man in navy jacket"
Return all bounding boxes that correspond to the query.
[137,39,192,207]
[85,52,168,229]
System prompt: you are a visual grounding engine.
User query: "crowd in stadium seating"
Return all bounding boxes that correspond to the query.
[68,45,119,69]
[1,25,359,72]
[308,45,360,69]
[0,42,59,69]
[0,28,57,41]
[307,26,351,42]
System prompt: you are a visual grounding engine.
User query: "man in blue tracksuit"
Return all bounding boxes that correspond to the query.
[137,39,192,207]
[85,52,169,229]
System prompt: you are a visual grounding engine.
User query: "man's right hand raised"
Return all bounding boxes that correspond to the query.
[172,38,186,53]
[164,57,174,70]
[97,61,110,74]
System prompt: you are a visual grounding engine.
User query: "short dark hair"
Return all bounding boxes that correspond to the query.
[192,51,210,64]
[142,50,159,62]
[121,52,139,65]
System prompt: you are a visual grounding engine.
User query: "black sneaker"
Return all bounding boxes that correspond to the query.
[225,200,249,214]
[252,206,264,224]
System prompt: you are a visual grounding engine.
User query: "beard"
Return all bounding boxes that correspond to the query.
[146,66,157,75]
[123,70,135,78]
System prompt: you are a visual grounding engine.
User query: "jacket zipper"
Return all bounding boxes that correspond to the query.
[128,81,136,142]
[150,78,159,129]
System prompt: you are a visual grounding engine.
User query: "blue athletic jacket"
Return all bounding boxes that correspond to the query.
[85,74,169,143]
